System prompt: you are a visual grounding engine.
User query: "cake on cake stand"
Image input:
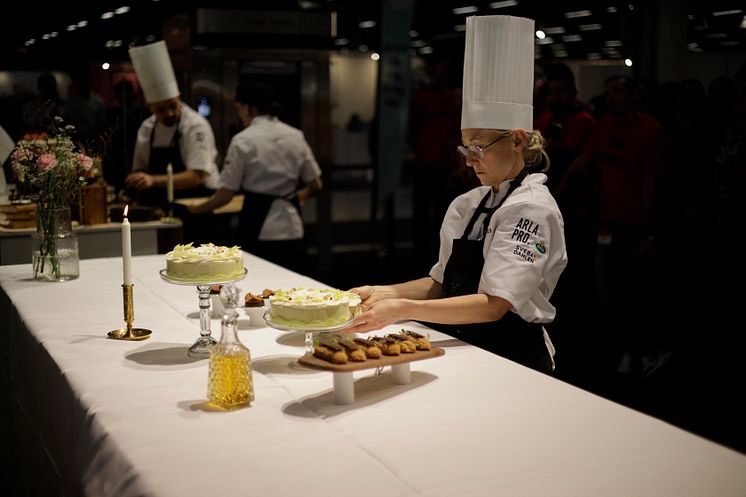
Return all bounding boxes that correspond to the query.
[262,311,353,369]
[159,268,247,358]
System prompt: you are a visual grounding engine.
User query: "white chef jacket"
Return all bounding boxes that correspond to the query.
[132,102,220,190]
[430,173,568,324]
[219,116,322,240]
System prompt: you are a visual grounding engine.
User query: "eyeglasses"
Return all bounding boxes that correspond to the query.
[457,134,509,159]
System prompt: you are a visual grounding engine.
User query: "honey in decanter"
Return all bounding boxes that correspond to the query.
[208,284,254,409]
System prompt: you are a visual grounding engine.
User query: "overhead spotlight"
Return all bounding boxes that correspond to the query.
[145,35,156,42]
[370,52,380,61]
[544,27,565,34]
[607,6,618,13]
[67,25,77,31]
[536,30,546,39]
[624,58,633,67]
[564,10,591,18]
[105,40,115,48]
[490,1,518,9]
[101,12,114,19]
[579,23,602,31]
[359,20,376,29]
[334,38,349,46]
[454,25,467,32]
[628,4,634,10]
[42,34,50,40]
[409,30,419,37]
[712,9,743,17]
[77,20,88,28]
[452,6,479,15]
[741,16,746,28]
[419,46,433,54]
[358,44,369,52]
[102,62,111,70]
[50,31,58,37]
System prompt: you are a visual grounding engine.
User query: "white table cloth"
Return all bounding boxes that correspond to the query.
[2,253,746,497]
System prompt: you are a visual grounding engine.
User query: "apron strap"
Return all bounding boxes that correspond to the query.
[460,168,529,240]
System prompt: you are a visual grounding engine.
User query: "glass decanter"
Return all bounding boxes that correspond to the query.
[207,284,254,409]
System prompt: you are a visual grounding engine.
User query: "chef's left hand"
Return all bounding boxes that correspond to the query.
[125,171,154,191]
[344,299,404,334]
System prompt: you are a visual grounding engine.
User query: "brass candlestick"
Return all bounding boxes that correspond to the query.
[108,284,152,340]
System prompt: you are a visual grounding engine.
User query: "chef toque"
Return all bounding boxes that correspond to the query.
[461,15,535,131]
[128,41,179,104]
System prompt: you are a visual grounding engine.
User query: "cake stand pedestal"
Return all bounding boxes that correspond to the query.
[262,310,353,370]
[159,269,247,358]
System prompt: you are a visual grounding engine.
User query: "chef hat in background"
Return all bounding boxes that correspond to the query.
[461,15,535,131]
[128,41,179,104]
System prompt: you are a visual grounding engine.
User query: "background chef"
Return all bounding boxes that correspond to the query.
[188,81,322,271]
[125,41,220,210]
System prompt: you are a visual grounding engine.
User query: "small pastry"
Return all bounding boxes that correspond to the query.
[313,336,348,364]
[353,337,382,359]
[386,334,417,353]
[371,337,401,356]
[400,330,431,351]
[244,292,265,308]
[337,337,367,362]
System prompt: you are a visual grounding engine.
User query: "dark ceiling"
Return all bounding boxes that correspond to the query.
[1,0,745,70]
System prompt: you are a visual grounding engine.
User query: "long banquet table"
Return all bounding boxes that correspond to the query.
[2,253,746,497]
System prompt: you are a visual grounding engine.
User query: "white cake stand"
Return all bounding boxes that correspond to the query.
[159,268,247,358]
[263,310,353,369]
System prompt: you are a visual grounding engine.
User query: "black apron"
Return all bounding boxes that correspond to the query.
[238,189,301,249]
[139,121,212,208]
[440,169,553,373]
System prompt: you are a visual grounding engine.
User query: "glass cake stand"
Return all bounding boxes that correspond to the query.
[263,310,353,369]
[159,268,247,358]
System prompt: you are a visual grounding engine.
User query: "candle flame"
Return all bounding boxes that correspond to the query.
[124,204,129,218]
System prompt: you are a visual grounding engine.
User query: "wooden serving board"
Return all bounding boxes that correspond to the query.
[297,347,445,373]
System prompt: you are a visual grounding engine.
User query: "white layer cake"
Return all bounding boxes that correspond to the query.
[165,243,244,282]
[268,288,361,329]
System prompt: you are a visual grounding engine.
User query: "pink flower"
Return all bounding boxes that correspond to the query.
[78,154,94,171]
[37,153,58,171]
[10,147,33,163]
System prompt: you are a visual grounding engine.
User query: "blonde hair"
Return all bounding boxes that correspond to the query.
[523,130,550,173]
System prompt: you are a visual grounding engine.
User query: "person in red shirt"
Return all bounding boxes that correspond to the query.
[534,64,596,375]
[566,75,667,376]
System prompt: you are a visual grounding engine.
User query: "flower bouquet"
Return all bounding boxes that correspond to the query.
[10,118,94,280]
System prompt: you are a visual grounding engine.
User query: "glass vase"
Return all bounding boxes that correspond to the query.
[31,206,80,282]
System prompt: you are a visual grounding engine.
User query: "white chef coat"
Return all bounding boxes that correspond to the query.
[219,116,322,240]
[132,102,220,190]
[430,173,568,324]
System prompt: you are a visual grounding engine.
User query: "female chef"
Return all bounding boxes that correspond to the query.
[346,15,567,374]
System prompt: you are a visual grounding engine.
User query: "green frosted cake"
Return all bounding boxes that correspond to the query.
[268,287,361,329]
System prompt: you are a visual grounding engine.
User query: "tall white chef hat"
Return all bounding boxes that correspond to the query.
[128,41,179,104]
[461,15,535,131]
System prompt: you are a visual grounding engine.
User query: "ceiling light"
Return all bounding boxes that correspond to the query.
[741,16,746,28]
[419,46,433,54]
[409,30,419,37]
[334,38,348,46]
[77,20,88,28]
[535,30,546,39]
[67,25,77,31]
[705,33,727,38]
[587,53,601,60]
[564,10,592,19]
[298,1,320,8]
[604,40,623,47]
[452,6,479,15]
[579,23,602,31]
[544,27,565,34]
[563,34,582,42]
[102,62,110,70]
[358,44,368,52]
[624,58,633,67]
[536,36,554,45]
[607,6,617,13]
[115,6,130,15]
[454,24,467,31]
[720,41,739,46]
[101,12,114,19]
[359,20,376,29]
[146,35,156,42]
[410,40,426,47]
[490,1,518,8]
[105,40,115,48]
[553,49,569,58]
[628,4,634,10]
[50,32,58,37]
[370,52,380,61]
[42,34,50,40]
[712,9,742,16]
